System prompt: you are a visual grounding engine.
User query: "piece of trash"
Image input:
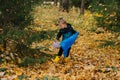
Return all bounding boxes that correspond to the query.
[53,41,60,48]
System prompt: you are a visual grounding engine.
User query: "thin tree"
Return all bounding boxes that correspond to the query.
[80,0,85,15]
[54,0,58,6]
[59,0,63,11]
[62,0,69,12]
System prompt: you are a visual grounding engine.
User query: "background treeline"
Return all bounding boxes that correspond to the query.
[0,0,119,56]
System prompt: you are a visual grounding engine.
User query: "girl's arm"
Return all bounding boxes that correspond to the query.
[56,30,62,40]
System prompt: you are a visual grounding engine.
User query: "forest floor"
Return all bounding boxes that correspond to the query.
[0,6,120,80]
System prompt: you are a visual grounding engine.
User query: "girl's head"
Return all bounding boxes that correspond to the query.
[57,18,67,29]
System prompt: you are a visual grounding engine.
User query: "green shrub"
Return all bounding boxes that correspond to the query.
[89,0,120,32]
[0,0,43,53]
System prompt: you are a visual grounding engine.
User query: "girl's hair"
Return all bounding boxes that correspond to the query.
[58,17,67,24]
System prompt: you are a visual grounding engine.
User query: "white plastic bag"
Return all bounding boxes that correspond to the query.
[53,41,60,48]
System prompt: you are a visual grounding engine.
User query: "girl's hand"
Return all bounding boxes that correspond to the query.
[53,40,60,48]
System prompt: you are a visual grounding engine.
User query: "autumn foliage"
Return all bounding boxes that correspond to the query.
[0,1,120,80]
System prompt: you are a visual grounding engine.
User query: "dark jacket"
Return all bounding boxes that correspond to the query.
[56,23,76,41]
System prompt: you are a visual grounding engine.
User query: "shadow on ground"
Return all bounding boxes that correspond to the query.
[18,50,56,67]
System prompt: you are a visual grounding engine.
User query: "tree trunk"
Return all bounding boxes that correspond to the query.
[80,0,85,15]
[54,0,58,6]
[62,0,69,12]
[59,0,63,11]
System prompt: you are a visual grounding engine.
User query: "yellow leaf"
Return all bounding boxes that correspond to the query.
[13,78,19,80]
[14,68,22,76]
[16,57,22,64]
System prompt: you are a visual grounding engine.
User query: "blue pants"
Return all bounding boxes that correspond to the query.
[60,32,79,57]
[58,47,71,57]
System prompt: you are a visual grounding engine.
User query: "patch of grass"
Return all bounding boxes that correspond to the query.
[98,40,115,48]
[26,29,57,45]
[43,76,60,80]
[19,57,47,67]
[0,68,7,72]
[0,58,3,63]
[18,74,27,80]
[111,26,120,33]
[90,27,97,32]
[19,52,53,67]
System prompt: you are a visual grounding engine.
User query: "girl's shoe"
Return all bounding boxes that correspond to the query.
[64,57,69,63]
[52,56,60,63]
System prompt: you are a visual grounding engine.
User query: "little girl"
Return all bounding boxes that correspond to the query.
[52,18,77,63]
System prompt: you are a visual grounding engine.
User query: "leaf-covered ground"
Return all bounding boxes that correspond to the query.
[0,6,120,80]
